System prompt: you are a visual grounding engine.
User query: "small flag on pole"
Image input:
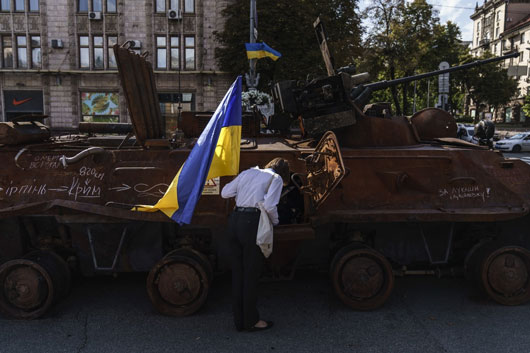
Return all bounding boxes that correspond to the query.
[245,42,282,61]
[135,76,242,224]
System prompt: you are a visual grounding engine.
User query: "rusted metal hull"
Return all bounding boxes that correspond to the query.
[2,45,530,318]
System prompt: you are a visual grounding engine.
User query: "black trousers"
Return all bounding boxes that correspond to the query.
[228,210,264,330]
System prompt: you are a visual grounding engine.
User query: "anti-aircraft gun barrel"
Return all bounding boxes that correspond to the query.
[353,51,520,106]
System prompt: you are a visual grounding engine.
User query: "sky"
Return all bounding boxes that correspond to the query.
[358,0,475,42]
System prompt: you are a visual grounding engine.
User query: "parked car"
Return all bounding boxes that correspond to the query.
[494,132,530,152]
[456,123,475,143]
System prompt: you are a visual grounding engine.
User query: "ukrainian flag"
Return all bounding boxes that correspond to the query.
[245,42,282,61]
[136,76,242,224]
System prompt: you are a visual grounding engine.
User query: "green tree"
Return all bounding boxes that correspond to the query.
[214,0,362,88]
[362,0,440,115]
[523,94,530,118]
[361,0,468,116]
[455,52,518,121]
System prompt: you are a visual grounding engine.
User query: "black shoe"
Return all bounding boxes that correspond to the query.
[247,321,274,332]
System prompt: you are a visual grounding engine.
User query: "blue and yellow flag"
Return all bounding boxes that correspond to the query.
[245,42,282,61]
[136,76,242,224]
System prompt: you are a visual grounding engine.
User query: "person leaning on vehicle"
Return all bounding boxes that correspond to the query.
[221,157,290,332]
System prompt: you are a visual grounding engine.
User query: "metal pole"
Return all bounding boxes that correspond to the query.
[246,0,258,90]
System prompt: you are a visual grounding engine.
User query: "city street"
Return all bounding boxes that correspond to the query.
[1,271,530,353]
[501,152,530,165]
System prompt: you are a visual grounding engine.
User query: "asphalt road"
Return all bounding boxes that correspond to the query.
[1,272,530,353]
[502,151,530,159]
[503,151,530,166]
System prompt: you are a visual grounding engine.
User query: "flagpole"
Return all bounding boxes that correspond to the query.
[246,0,259,90]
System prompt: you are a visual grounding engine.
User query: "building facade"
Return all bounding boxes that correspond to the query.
[0,0,234,132]
[470,0,530,123]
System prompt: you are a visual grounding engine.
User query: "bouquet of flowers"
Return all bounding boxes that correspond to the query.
[242,90,272,111]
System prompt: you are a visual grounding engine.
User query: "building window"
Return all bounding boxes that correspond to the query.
[496,11,500,21]
[495,26,499,38]
[159,92,195,133]
[156,36,167,69]
[1,0,9,11]
[7,0,40,12]
[79,0,88,12]
[184,0,194,13]
[108,36,117,68]
[184,36,194,70]
[520,51,524,63]
[93,0,102,12]
[31,36,40,68]
[79,35,117,69]
[81,92,120,122]
[15,0,24,11]
[170,36,179,69]
[2,36,12,68]
[156,0,180,13]
[29,0,38,12]
[79,36,89,68]
[156,0,165,12]
[16,35,27,68]
[522,33,525,44]
[107,0,116,13]
[93,36,103,69]
[156,35,194,70]
[79,0,113,12]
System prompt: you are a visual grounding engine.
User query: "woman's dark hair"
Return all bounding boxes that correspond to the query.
[264,158,290,185]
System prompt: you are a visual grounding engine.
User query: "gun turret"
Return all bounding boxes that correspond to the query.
[351,52,520,107]
[269,17,520,138]
[271,51,518,137]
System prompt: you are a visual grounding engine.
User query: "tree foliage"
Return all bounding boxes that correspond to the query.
[361,0,469,115]
[522,94,530,118]
[214,0,362,89]
[215,0,518,118]
[454,52,519,118]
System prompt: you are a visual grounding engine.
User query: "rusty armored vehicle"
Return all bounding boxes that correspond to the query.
[1,24,529,320]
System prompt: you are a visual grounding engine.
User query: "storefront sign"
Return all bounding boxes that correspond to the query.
[4,90,43,113]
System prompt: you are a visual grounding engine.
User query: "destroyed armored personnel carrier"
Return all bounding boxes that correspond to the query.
[0,22,529,320]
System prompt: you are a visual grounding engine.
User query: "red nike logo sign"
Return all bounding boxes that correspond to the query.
[12,98,32,106]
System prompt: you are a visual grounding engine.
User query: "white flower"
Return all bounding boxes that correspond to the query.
[241,90,272,111]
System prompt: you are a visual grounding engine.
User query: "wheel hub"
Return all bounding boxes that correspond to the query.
[157,263,201,306]
[488,253,528,296]
[341,257,383,299]
[4,266,47,310]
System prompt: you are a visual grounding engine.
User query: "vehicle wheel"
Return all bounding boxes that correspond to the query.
[166,248,213,284]
[330,245,394,310]
[512,145,522,153]
[24,251,72,300]
[0,251,71,319]
[146,250,210,316]
[479,246,530,306]
[464,239,493,282]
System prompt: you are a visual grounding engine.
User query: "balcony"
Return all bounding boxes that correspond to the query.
[479,38,490,46]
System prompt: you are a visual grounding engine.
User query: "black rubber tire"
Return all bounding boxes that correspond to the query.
[512,145,522,153]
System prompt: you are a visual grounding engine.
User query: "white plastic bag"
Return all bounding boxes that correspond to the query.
[256,202,273,258]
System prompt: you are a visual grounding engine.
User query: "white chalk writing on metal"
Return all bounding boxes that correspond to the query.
[438,185,491,202]
[5,180,47,196]
[28,155,62,169]
[134,183,169,198]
